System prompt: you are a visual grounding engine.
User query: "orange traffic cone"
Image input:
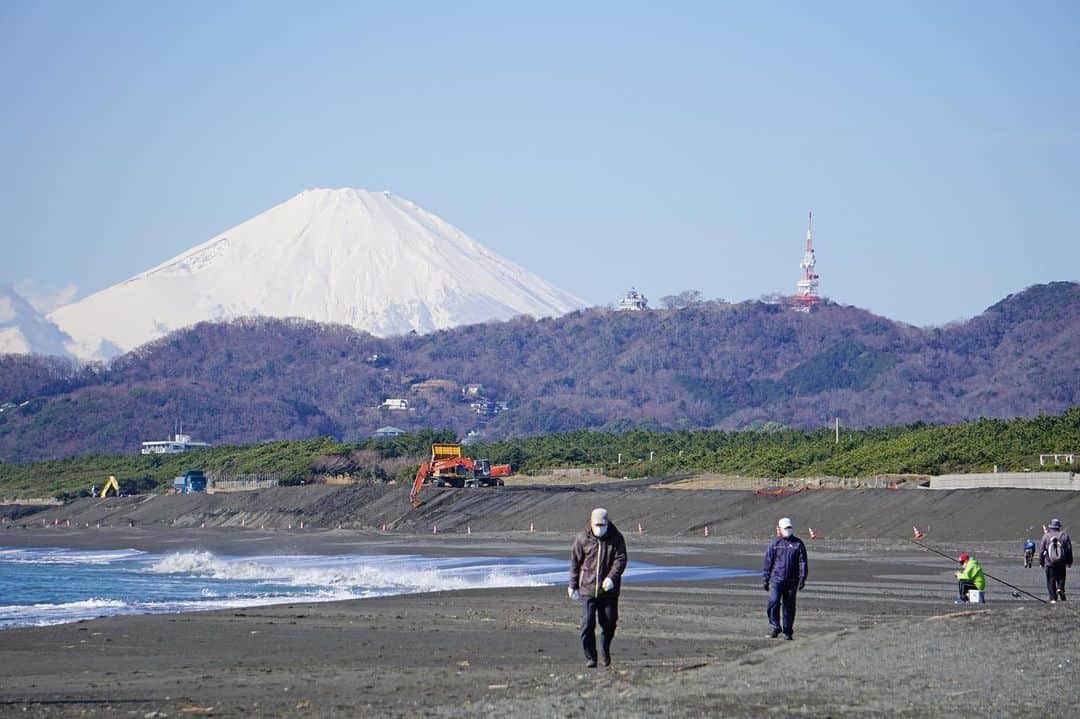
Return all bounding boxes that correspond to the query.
[529,522,535,533]
[433,524,438,534]
[808,527,818,539]
[913,525,924,539]
[704,526,710,537]
[637,523,643,535]
[467,525,472,536]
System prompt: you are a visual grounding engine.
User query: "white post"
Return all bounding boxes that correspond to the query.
[835,418,839,444]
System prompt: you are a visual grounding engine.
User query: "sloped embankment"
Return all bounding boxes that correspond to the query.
[9,482,1080,541]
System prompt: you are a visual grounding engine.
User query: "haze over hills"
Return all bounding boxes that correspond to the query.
[0,282,1076,462]
[45,188,584,360]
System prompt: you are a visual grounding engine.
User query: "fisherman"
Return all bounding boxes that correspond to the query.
[1024,538,1037,568]
[762,517,808,640]
[568,507,627,668]
[1039,518,1073,603]
[954,553,986,603]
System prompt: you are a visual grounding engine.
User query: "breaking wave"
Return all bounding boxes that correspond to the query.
[1,546,753,628]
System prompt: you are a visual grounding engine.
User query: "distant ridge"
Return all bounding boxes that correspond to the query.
[1,282,1077,461]
[46,189,584,359]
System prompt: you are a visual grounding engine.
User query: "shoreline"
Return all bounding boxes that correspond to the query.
[2,531,1075,717]
[2,487,1078,716]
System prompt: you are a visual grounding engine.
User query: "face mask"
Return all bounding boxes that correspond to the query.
[780,527,793,538]
[592,523,608,538]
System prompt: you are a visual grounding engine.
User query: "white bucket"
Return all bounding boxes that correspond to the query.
[968,589,984,604]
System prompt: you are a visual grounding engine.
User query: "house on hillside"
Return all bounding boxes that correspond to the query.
[380,398,409,410]
[462,384,484,398]
[461,429,484,445]
[470,400,510,420]
[372,426,406,439]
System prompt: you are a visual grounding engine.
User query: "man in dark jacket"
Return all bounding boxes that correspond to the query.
[1039,518,1073,602]
[762,516,808,640]
[569,507,628,668]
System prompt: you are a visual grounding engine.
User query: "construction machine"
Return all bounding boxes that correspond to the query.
[409,444,511,507]
[172,470,208,494]
[99,475,120,498]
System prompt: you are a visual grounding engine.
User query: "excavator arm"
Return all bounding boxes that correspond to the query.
[410,462,430,508]
[100,475,120,498]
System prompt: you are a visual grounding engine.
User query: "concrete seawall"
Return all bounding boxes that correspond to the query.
[929,472,1077,490]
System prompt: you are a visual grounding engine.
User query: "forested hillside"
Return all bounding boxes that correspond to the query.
[0,282,1077,461]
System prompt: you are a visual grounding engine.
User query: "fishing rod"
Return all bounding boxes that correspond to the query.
[906,538,1046,604]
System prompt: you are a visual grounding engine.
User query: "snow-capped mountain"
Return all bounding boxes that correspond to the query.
[0,285,74,357]
[47,189,585,359]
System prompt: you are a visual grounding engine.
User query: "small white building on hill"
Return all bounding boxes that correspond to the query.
[140,434,211,455]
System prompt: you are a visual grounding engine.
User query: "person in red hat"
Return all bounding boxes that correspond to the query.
[955,553,985,604]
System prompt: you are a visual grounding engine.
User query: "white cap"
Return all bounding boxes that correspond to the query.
[778,517,793,530]
[591,508,609,526]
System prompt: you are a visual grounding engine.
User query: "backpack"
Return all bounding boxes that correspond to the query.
[1047,535,1064,565]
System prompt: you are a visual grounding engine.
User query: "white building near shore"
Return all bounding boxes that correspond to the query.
[140,433,212,455]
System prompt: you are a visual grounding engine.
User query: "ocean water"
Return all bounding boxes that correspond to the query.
[0,546,754,629]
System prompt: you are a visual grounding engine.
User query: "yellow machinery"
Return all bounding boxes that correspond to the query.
[99,475,120,498]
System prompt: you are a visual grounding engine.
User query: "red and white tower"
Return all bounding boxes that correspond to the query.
[792,211,820,312]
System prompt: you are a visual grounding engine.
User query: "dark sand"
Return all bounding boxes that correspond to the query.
[2,483,1078,717]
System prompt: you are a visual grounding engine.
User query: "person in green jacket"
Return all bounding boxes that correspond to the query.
[955,553,986,604]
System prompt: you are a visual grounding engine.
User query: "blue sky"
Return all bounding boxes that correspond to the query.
[3,1,1078,326]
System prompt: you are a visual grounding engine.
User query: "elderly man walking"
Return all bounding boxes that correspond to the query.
[763,517,808,640]
[569,507,628,668]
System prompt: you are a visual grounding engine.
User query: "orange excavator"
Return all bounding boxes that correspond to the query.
[409,443,511,507]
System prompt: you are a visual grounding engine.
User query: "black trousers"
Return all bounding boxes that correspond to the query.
[1045,564,1067,600]
[1024,549,1035,568]
[580,595,618,662]
[957,579,977,601]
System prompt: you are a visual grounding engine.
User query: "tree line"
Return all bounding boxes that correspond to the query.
[1,409,1076,501]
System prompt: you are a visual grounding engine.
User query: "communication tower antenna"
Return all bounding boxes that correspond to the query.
[793,211,821,312]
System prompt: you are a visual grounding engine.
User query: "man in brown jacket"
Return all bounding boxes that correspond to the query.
[569,507,628,668]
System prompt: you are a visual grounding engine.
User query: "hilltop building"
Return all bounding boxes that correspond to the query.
[618,288,648,311]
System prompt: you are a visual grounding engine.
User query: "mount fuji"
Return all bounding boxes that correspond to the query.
[47,189,585,359]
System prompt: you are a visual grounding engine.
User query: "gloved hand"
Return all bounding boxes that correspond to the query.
[763,581,769,592]
[568,586,580,600]
[798,580,805,591]
[602,577,615,593]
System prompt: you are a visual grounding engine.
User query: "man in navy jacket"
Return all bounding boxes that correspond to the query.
[763,516,809,640]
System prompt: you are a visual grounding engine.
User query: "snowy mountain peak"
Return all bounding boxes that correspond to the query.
[46,189,584,359]
[0,285,74,357]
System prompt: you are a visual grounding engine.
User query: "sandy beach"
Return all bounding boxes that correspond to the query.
[2,483,1078,717]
